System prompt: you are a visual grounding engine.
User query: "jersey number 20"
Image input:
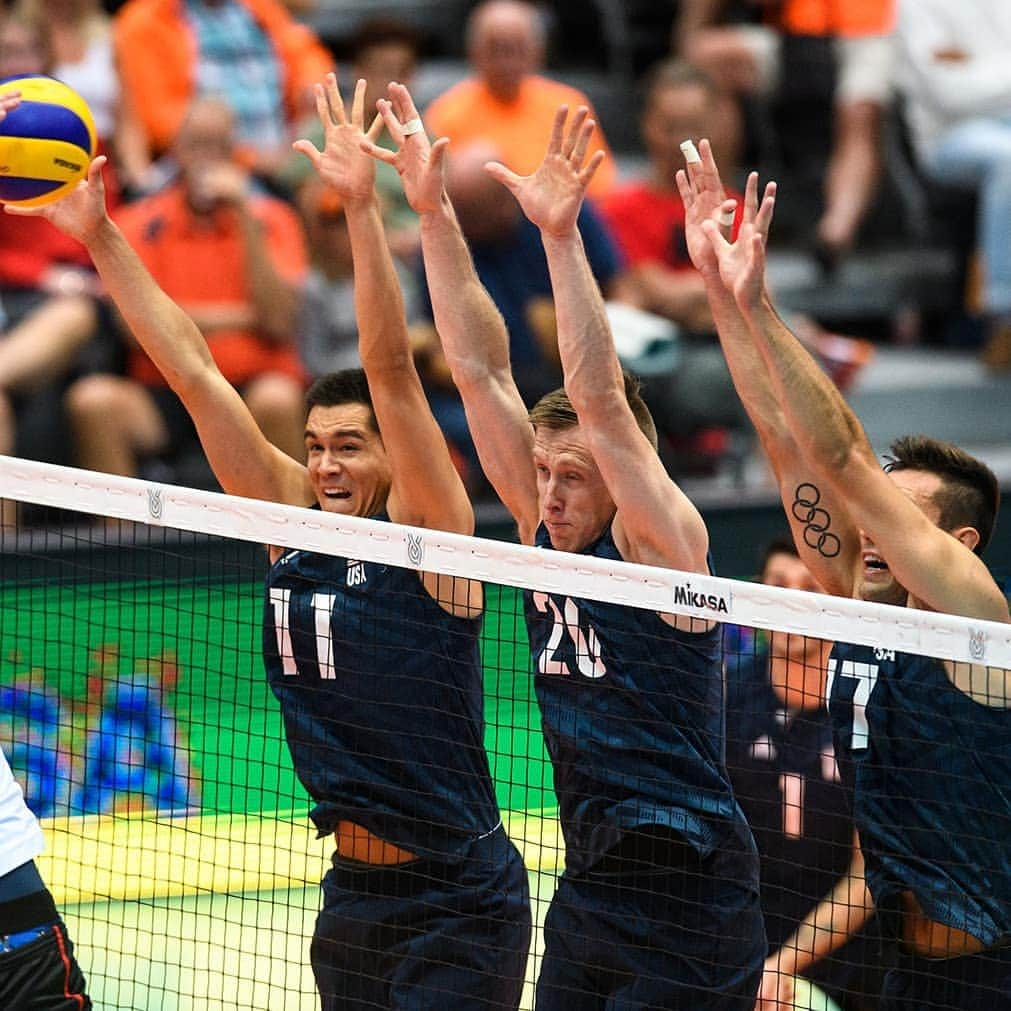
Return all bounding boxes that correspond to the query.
[531,592,607,679]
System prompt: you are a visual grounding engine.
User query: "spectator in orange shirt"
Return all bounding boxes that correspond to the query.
[424,0,616,200]
[113,0,331,183]
[65,98,307,481]
[677,0,894,264]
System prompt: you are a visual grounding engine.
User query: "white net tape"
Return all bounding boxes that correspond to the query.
[4,454,1009,668]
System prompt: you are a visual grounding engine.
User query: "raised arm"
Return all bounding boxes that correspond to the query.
[680,144,859,597]
[6,158,309,506]
[484,107,707,573]
[295,75,472,535]
[757,834,874,1011]
[363,83,539,543]
[711,216,1009,621]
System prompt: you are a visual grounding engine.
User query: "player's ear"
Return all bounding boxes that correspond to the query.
[950,525,981,554]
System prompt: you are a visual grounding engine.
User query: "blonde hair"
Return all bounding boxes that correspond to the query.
[529,371,659,451]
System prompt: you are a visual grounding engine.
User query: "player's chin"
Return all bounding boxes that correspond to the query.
[318,493,355,514]
[546,527,584,554]
[860,577,904,606]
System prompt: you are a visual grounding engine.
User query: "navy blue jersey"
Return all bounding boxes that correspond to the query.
[262,528,501,858]
[828,640,1011,945]
[725,646,853,948]
[523,524,753,875]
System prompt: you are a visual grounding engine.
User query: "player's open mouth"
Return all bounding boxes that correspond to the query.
[863,554,888,571]
[323,490,352,500]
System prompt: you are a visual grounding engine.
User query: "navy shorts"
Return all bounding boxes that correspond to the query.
[312,824,531,1010]
[536,829,765,1011]
[880,942,1011,1010]
[0,921,91,1010]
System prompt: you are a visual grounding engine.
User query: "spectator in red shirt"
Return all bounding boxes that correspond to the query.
[603,60,742,334]
[602,60,748,458]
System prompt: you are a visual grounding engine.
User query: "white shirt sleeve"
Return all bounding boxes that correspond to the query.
[898,0,1011,119]
[0,748,45,879]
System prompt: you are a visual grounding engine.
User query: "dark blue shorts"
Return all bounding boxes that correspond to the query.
[312,824,531,1010]
[536,829,765,1011]
[880,942,1011,1011]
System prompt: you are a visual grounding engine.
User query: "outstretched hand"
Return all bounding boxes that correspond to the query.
[484,105,603,237]
[361,81,447,216]
[700,169,777,312]
[4,156,110,244]
[675,137,732,276]
[293,74,383,204]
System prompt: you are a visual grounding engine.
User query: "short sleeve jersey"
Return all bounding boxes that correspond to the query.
[262,521,501,858]
[523,523,755,876]
[828,640,1011,945]
[116,183,306,387]
[725,645,853,947]
[0,749,44,879]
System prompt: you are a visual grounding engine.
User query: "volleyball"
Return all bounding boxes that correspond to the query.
[0,74,97,207]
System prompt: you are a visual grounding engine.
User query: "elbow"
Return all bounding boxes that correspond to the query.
[170,342,222,397]
[837,438,876,483]
[447,353,496,395]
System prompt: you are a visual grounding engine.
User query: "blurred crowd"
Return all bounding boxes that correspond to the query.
[1,0,1009,519]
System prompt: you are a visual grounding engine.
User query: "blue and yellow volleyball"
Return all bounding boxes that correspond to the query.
[0,74,97,207]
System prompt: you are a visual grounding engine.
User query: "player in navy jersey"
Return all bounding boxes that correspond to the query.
[725,538,885,1011]
[363,83,765,1008]
[19,75,531,1010]
[680,141,1011,1009]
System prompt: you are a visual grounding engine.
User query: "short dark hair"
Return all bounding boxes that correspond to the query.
[883,435,1000,554]
[528,371,658,451]
[759,534,800,575]
[305,369,377,430]
[349,17,423,62]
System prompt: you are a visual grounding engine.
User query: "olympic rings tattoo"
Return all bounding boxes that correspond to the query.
[791,482,842,558]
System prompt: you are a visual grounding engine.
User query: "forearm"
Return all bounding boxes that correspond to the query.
[418,197,512,385]
[85,218,219,390]
[772,859,875,975]
[112,92,153,193]
[743,295,868,471]
[238,205,300,344]
[703,273,789,453]
[345,196,412,375]
[540,228,623,412]
[821,100,882,241]
[182,302,256,334]
[674,0,725,50]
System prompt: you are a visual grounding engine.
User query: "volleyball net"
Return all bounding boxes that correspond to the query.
[2,456,1010,1011]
